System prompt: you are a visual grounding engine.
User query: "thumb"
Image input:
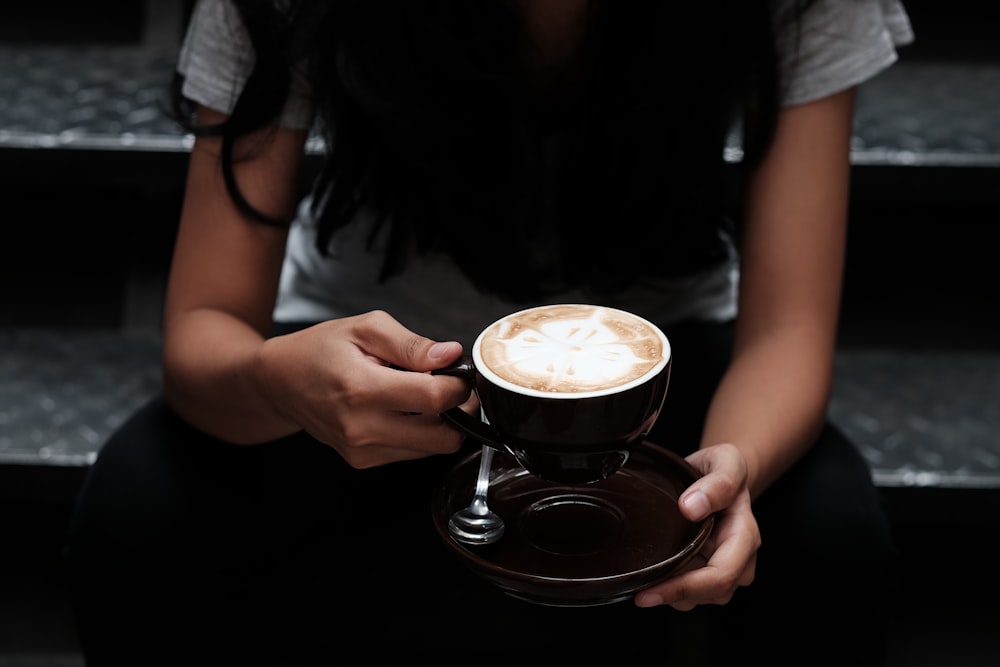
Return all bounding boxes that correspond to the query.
[350,311,464,372]
[410,339,464,371]
[678,443,746,522]
[379,337,463,373]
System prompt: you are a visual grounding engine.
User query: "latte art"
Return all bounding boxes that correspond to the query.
[475,305,666,395]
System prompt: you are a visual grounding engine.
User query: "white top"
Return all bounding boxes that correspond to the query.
[177,0,914,347]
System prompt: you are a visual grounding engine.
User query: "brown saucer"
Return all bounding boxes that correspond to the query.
[431,441,713,607]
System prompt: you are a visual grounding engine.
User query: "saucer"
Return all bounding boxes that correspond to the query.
[430,441,713,607]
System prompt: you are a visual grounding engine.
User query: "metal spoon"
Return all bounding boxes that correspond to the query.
[448,444,505,545]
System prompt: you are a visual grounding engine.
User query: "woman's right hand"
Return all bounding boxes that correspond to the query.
[251,311,475,468]
[161,106,472,465]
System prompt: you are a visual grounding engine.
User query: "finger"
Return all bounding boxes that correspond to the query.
[679,446,746,522]
[635,505,759,610]
[351,310,465,372]
[329,414,467,466]
[352,410,467,450]
[638,523,758,610]
[336,441,450,469]
[737,553,757,587]
[362,364,474,415]
[636,556,751,610]
[378,412,468,453]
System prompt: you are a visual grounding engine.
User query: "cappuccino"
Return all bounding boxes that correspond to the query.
[474,304,668,398]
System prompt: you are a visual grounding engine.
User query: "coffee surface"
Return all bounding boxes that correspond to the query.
[476,305,665,394]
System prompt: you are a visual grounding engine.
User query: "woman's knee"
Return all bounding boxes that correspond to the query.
[66,395,272,571]
[754,423,897,593]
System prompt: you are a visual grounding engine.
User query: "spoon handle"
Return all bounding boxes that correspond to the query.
[473,444,495,510]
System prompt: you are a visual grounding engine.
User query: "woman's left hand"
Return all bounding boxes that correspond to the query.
[633,442,760,610]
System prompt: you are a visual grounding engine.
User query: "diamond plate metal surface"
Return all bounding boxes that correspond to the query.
[2,331,999,490]
[831,349,1000,488]
[0,45,187,152]
[1,48,999,487]
[852,60,1000,166]
[2,47,1000,167]
[0,330,161,466]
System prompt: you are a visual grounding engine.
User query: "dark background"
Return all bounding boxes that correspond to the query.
[1,1,999,665]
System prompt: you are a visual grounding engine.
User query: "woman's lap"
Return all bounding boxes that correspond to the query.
[66,396,680,663]
[65,320,898,664]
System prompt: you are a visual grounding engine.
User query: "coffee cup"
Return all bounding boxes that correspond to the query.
[433,304,671,484]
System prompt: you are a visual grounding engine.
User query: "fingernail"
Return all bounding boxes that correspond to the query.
[636,593,663,608]
[428,342,454,361]
[682,490,710,521]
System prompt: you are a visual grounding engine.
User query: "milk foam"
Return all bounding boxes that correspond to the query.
[476,305,666,395]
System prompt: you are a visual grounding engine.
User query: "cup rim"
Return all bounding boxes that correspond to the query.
[471,303,671,400]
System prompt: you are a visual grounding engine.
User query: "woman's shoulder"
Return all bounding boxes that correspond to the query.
[776,0,915,107]
[177,0,316,129]
[176,0,252,115]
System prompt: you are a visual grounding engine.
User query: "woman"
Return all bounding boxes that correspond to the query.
[67,1,913,664]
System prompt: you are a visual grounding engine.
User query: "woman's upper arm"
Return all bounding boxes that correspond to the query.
[164,106,311,337]
[735,87,857,356]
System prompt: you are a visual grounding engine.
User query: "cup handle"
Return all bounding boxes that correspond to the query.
[431,355,505,449]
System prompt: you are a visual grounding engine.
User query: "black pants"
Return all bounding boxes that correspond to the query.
[65,320,899,665]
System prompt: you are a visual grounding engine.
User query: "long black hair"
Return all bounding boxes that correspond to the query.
[172,0,812,302]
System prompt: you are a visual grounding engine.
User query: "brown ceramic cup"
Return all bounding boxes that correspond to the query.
[433,304,671,484]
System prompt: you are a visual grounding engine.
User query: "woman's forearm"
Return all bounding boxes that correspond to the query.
[162,308,300,445]
[699,323,835,500]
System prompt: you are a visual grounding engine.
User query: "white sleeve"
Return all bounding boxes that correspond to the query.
[777,0,915,107]
[176,0,315,129]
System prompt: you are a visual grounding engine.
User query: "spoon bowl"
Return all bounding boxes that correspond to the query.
[448,444,505,545]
